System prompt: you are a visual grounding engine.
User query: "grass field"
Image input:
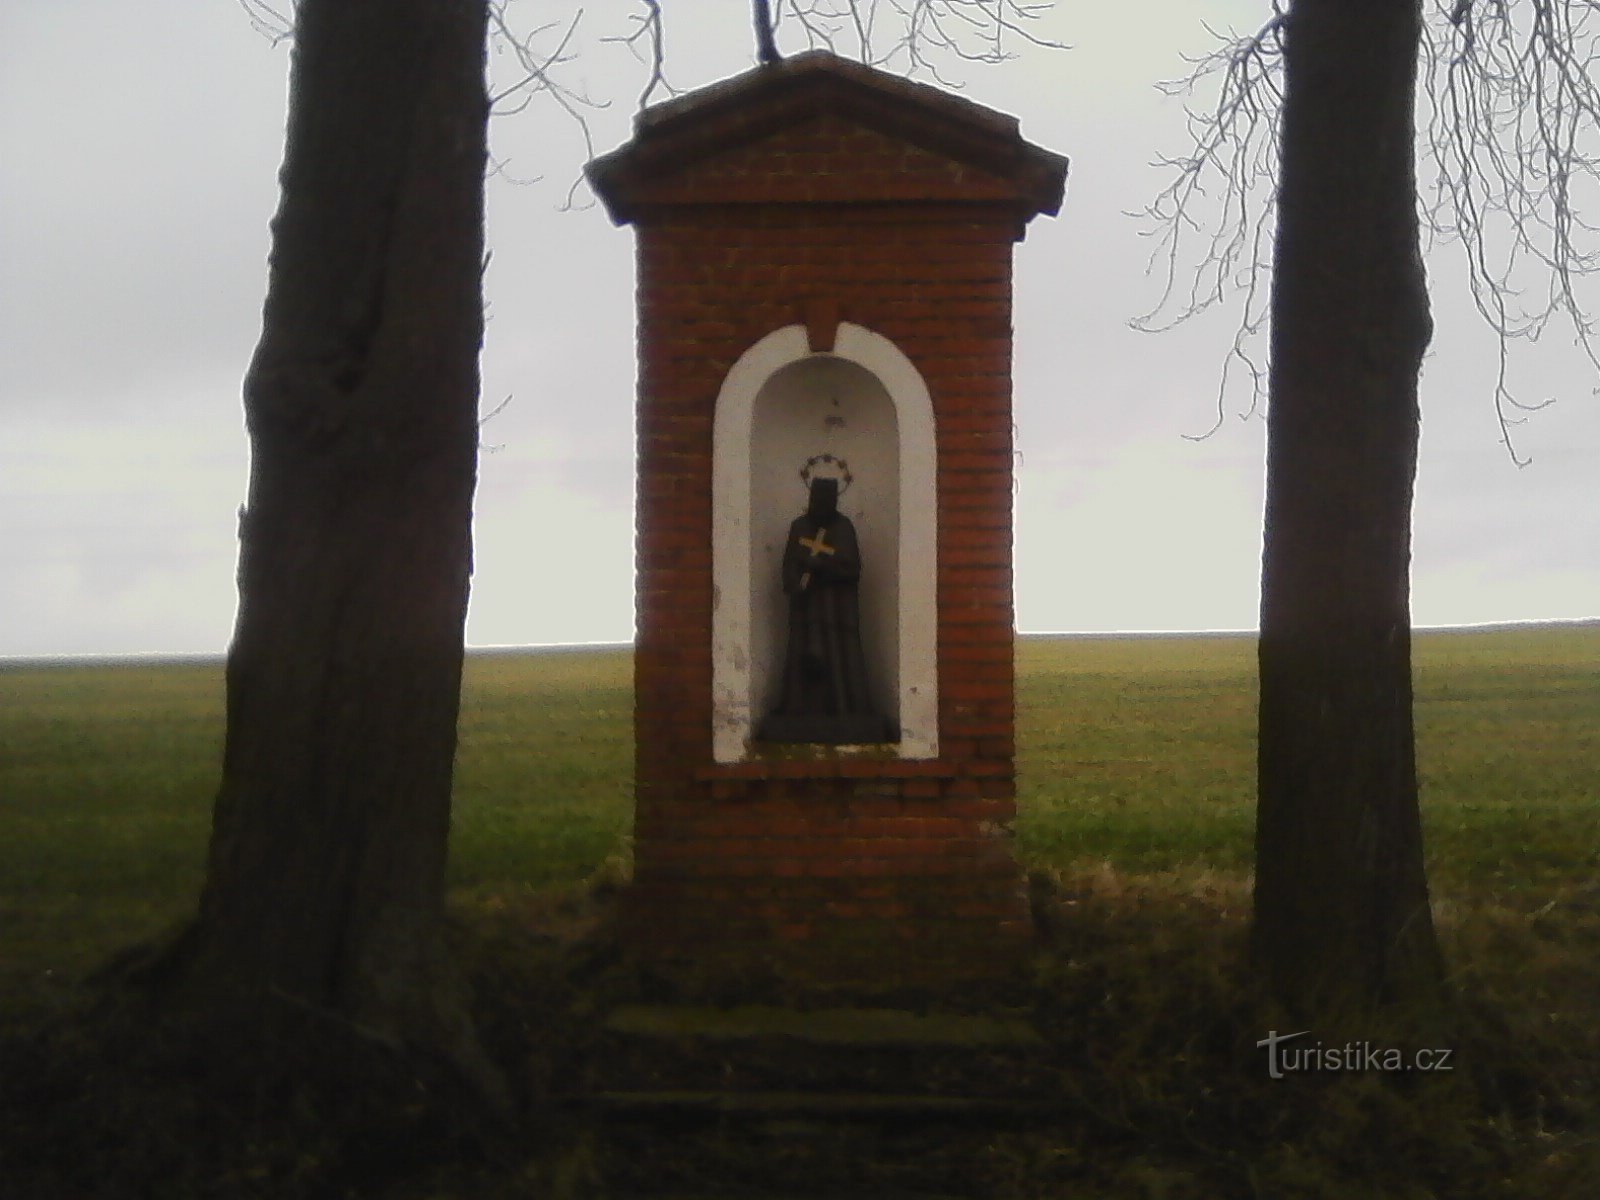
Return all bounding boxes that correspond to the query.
[2,626,1597,1197]
[2,625,1595,1001]
[1017,626,1600,898]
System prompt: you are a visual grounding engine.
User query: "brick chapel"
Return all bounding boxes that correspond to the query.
[587,51,1067,983]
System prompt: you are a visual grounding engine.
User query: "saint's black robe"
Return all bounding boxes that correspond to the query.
[760,510,887,743]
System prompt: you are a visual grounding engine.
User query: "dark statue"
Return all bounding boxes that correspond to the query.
[759,477,892,744]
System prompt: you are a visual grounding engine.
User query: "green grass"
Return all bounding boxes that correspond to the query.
[1017,634,1260,877]
[0,648,638,996]
[451,647,633,898]
[1410,627,1600,899]
[1,626,1597,1198]
[1016,625,1600,901]
[2,626,1595,996]
[0,662,223,991]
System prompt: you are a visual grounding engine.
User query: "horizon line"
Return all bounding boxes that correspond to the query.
[4,615,1596,666]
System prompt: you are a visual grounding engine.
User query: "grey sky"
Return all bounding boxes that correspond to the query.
[2,2,1595,657]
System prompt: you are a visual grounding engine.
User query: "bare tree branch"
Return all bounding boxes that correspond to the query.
[1421,0,1599,464]
[238,0,295,45]
[1144,0,1600,461]
[760,1,1064,80]
[487,4,613,209]
[756,0,784,63]
[1132,7,1285,437]
[480,4,1061,208]
[601,2,674,108]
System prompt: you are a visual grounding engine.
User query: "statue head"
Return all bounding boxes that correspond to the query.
[806,477,839,521]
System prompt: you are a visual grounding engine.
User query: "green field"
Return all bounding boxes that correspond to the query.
[3,626,1597,1197]
[1017,626,1600,898]
[2,625,1595,1001]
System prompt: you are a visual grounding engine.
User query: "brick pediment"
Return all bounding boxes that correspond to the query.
[588,51,1066,224]
[623,110,1020,207]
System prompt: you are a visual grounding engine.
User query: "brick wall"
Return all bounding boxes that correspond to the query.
[629,199,1027,979]
[588,56,1066,984]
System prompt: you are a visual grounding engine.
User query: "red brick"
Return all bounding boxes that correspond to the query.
[613,79,1052,959]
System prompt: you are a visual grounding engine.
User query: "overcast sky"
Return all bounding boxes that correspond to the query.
[2,1,1595,658]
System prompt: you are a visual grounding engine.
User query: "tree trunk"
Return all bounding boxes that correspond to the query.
[754,0,782,65]
[1253,0,1444,1015]
[177,0,492,1078]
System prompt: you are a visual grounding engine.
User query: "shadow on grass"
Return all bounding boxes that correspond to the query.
[3,866,1597,1199]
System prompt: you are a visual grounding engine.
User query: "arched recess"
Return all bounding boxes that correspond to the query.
[712,322,937,762]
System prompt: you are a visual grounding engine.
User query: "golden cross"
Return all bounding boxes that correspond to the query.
[798,525,835,590]
[799,528,836,558]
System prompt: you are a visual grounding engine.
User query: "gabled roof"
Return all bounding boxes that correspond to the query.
[586,50,1067,225]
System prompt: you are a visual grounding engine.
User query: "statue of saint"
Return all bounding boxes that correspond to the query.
[759,477,890,744]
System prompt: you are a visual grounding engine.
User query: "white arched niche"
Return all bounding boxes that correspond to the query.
[712,322,937,763]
